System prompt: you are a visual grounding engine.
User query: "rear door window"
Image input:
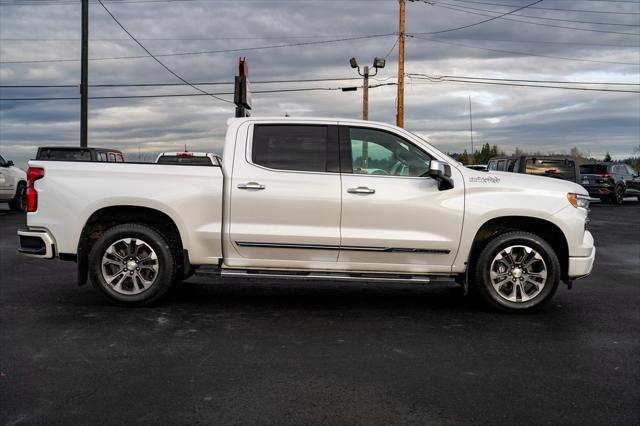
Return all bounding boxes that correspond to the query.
[252,125,338,173]
[526,158,576,181]
[580,164,608,175]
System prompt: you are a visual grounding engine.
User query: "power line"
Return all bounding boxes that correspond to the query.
[407,74,640,93]
[411,0,545,35]
[0,76,366,88]
[442,0,640,14]
[0,33,394,64]
[407,73,640,86]
[433,0,640,27]
[5,75,639,89]
[0,82,398,101]
[97,0,230,103]
[417,2,640,35]
[408,34,640,65]
[429,36,640,48]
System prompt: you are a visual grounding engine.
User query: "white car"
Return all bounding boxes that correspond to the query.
[0,154,27,211]
[17,118,595,312]
[155,151,220,166]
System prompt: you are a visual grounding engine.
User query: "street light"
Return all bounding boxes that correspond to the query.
[349,57,385,120]
[349,57,386,170]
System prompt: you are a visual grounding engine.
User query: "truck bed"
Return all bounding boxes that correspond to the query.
[26,160,224,265]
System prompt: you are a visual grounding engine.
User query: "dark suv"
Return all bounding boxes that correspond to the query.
[487,156,580,183]
[579,163,640,204]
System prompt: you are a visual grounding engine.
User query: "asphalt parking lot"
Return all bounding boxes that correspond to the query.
[1,201,638,425]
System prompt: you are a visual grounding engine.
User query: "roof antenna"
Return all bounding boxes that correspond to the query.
[184,144,187,152]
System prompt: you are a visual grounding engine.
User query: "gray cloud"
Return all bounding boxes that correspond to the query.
[1,0,639,168]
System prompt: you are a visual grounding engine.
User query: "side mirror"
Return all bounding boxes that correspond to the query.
[429,160,454,190]
[6,160,14,167]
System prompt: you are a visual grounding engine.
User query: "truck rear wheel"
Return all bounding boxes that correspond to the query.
[88,223,176,306]
[472,231,560,313]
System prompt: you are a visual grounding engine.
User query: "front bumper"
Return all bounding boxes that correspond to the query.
[17,228,56,259]
[568,231,595,279]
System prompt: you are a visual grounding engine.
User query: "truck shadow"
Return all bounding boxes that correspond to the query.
[157,278,487,314]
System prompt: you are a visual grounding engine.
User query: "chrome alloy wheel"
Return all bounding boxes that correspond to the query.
[101,238,159,295]
[489,245,547,303]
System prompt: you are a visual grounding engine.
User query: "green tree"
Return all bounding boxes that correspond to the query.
[603,152,612,162]
[459,149,471,165]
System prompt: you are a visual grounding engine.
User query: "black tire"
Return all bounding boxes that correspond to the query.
[612,185,624,205]
[8,182,26,211]
[88,223,177,306]
[472,231,560,313]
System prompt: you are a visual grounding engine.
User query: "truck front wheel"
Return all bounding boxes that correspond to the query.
[88,223,177,306]
[472,231,560,313]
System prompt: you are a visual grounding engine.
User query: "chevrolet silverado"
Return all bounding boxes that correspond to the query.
[17,118,595,312]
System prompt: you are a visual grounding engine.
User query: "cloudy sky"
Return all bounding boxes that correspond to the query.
[1,0,639,168]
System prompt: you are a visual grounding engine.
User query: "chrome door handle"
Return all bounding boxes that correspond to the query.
[347,186,375,194]
[238,182,265,190]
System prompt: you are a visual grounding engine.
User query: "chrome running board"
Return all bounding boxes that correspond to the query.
[196,269,457,285]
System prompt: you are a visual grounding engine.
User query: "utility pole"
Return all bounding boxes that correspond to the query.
[80,0,88,147]
[362,66,369,120]
[469,96,474,162]
[396,0,406,128]
[349,57,385,121]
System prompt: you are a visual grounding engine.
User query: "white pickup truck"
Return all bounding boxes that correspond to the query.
[18,117,595,312]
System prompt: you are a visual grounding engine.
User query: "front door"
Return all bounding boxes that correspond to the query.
[0,155,15,200]
[227,123,342,267]
[338,126,464,274]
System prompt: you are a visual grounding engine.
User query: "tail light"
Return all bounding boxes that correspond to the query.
[26,167,44,212]
[596,173,614,184]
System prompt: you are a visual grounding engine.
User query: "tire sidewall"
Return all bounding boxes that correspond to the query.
[89,224,176,305]
[474,232,560,312]
[9,182,26,211]
[614,185,624,205]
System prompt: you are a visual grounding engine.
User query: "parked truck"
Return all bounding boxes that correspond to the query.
[17,118,595,312]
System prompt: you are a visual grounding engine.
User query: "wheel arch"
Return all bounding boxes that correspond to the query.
[467,216,569,284]
[77,205,186,286]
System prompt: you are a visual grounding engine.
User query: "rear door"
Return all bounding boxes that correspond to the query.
[337,125,464,273]
[227,123,342,265]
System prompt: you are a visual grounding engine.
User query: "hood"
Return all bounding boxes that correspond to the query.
[460,168,588,196]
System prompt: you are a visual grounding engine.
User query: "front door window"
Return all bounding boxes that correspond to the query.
[349,127,431,177]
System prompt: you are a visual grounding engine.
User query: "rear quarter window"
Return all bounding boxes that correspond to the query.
[157,156,214,166]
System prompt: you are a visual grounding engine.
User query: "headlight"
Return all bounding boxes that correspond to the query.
[567,193,590,209]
